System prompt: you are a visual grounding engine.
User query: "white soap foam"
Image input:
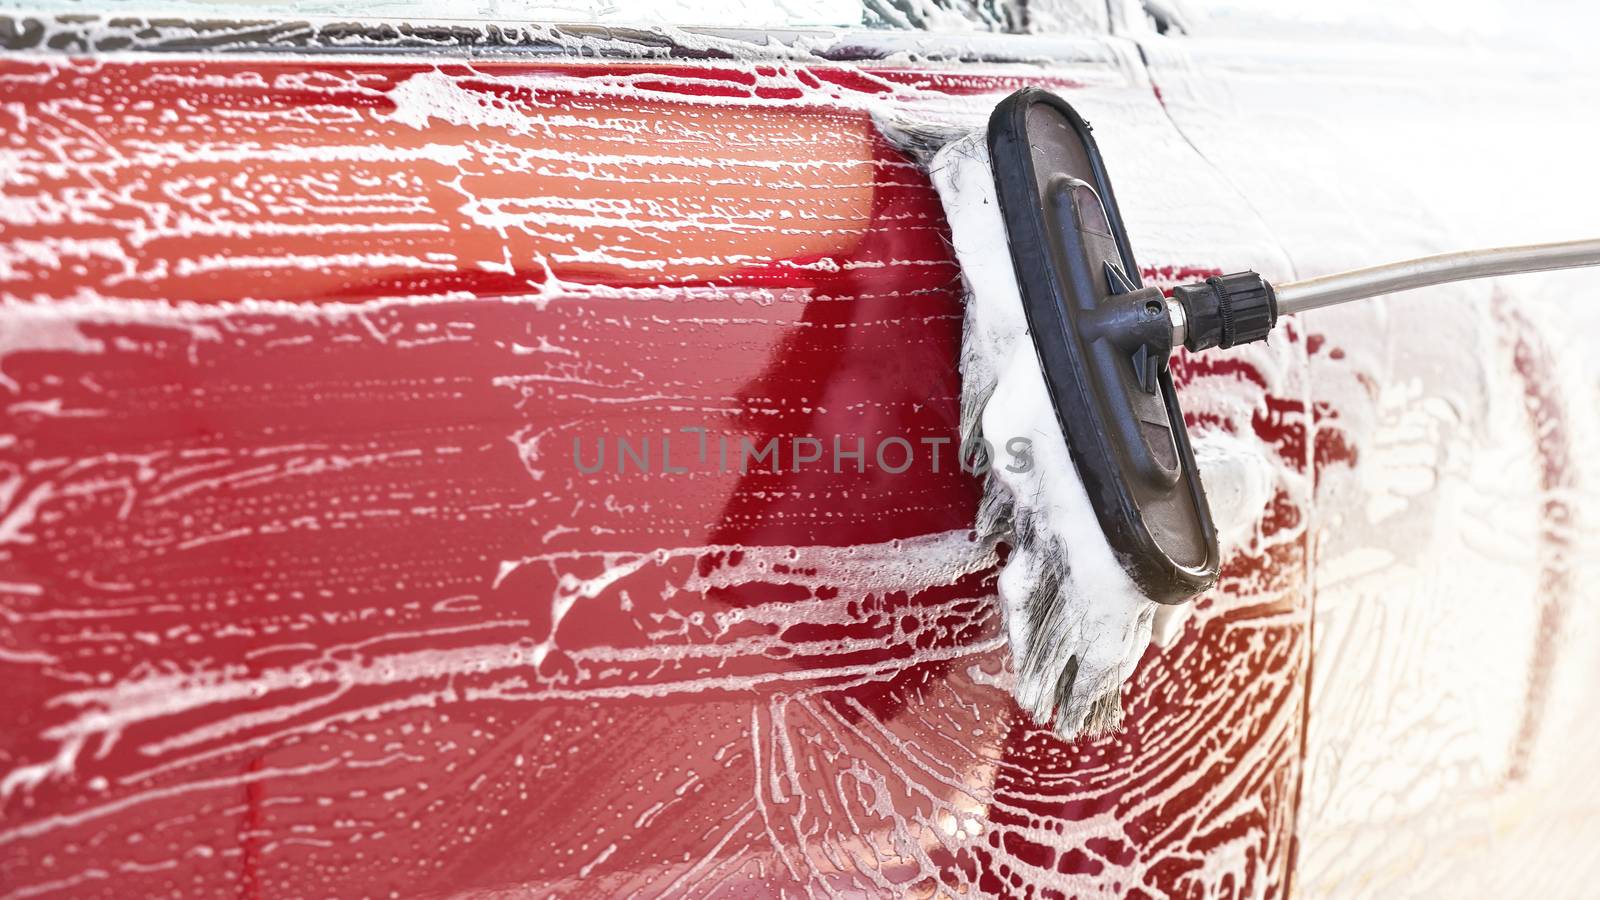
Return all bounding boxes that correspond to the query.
[1191,427,1278,555]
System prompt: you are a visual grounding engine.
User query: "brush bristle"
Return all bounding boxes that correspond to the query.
[871,111,976,168]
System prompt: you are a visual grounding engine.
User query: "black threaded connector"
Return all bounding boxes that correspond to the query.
[1171,271,1278,352]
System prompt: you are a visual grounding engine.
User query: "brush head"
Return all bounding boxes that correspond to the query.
[898,89,1220,737]
[986,88,1219,602]
[926,129,1156,737]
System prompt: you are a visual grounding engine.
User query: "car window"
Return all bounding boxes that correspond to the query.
[1161,0,1596,47]
[0,0,1109,33]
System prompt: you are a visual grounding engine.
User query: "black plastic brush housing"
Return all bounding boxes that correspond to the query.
[985,88,1219,602]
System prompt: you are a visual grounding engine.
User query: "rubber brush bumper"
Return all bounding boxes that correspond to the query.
[986,88,1219,601]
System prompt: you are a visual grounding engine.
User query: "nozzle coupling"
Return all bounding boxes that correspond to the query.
[1170,271,1278,352]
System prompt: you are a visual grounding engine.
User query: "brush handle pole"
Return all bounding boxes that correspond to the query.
[1274,238,1600,315]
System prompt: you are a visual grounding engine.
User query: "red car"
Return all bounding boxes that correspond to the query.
[2,2,1597,896]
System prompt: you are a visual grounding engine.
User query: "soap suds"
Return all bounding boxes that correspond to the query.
[1191,426,1277,554]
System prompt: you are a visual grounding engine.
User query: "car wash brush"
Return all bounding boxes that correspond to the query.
[878,87,1600,739]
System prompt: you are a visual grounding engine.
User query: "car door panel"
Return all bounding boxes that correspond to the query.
[0,14,1494,897]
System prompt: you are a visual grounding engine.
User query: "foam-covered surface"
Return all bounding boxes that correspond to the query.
[0,54,1316,897]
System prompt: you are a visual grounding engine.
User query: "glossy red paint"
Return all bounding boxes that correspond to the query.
[1,58,1313,897]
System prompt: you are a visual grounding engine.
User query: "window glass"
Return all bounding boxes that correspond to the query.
[0,0,1109,33]
[1168,0,1595,47]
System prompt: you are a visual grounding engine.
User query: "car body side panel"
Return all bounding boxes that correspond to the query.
[0,52,1322,897]
[1141,29,1600,898]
